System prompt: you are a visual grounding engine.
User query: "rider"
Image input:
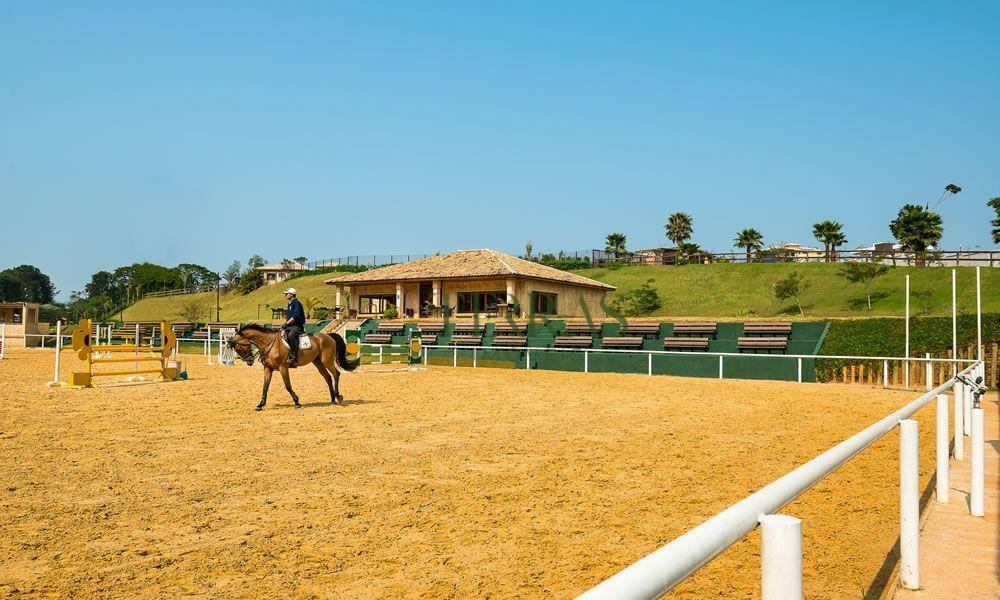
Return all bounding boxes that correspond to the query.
[282,287,306,366]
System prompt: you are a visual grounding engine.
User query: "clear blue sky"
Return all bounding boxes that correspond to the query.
[2,2,998,299]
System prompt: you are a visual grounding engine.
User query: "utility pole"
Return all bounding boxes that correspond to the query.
[216,274,221,322]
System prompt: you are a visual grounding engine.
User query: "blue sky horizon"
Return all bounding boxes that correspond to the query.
[2,2,998,300]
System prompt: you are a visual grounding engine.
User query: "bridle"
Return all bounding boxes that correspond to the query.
[229,330,279,367]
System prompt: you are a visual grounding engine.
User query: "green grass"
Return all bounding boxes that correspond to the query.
[120,262,999,322]
[573,263,999,319]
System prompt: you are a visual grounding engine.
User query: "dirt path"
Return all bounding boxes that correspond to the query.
[0,349,936,598]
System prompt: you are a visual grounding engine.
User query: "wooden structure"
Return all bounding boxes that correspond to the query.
[0,302,45,348]
[70,318,178,388]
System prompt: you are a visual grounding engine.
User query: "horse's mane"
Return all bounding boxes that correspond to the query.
[239,323,275,334]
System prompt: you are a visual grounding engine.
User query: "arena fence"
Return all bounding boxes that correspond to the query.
[575,361,987,599]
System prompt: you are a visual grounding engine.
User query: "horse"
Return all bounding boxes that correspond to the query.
[227,324,358,411]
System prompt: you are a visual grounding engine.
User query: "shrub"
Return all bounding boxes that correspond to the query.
[383,305,399,320]
[610,280,662,316]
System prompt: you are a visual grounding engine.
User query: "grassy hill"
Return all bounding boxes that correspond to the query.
[120,263,999,322]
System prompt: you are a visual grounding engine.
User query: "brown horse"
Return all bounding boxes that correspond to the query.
[228,324,358,411]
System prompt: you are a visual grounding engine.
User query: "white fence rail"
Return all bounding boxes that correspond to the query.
[577,361,986,599]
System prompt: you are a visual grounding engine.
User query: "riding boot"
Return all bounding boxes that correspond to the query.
[287,351,298,367]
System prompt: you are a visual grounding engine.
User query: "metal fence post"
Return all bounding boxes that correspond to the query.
[972,407,985,517]
[899,419,919,590]
[935,394,949,503]
[760,514,802,600]
[954,381,965,461]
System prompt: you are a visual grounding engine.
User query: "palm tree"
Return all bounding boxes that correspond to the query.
[733,228,764,263]
[812,220,848,262]
[524,241,533,260]
[889,204,943,266]
[665,212,693,248]
[605,233,628,258]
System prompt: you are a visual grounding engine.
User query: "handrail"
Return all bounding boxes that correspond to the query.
[577,363,978,599]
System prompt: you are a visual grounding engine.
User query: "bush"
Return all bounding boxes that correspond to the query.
[382,305,398,320]
[610,280,662,316]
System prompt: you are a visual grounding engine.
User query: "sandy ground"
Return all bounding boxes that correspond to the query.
[0,348,937,599]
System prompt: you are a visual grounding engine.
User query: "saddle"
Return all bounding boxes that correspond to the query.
[281,334,313,351]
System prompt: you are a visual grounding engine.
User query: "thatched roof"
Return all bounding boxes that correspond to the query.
[325,249,615,290]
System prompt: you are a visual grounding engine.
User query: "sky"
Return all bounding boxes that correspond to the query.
[1,1,998,300]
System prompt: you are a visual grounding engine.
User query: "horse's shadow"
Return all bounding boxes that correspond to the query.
[271,397,378,410]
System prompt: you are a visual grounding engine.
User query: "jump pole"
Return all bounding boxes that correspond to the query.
[952,269,957,376]
[46,321,66,388]
[954,381,964,461]
[971,406,985,517]
[935,394,949,503]
[0,322,5,360]
[904,275,910,388]
[899,419,919,589]
[976,266,982,363]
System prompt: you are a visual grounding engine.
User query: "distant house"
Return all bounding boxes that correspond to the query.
[326,249,615,318]
[760,243,825,263]
[633,247,682,265]
[256,261,310,286]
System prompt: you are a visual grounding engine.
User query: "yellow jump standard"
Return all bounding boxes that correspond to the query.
[70,318,178,387]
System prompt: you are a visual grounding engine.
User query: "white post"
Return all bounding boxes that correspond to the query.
[453,346,457,367]
[971,407,985,517]
[954,381,965,461]
[976,266,982,363]
[648,353,652,376]
[526,348,531,370]
[952,269,957,376]
[134,323,140,371]
[379,345,384,364]
[718,354,723,379]
[935,394,949,503]
[925,353,932,390]
[899,419,919,590]
[796,357,802,383]
[423,347,428,366]
[206,325,211,358]
[473,347,477,368]
[0,321,5,359]
[964,383,972,436]
[584,350,589,373]
[50,321,61,384]
[904,274,910,387]
[760,514,802,600]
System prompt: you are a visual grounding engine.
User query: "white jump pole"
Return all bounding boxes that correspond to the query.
[47,321,62,387]
[584,350,589,373]
[797,357,802,383]
[964,381,972,436]
[904,275,910,388]
[952,269,957,377]
[935,394,949,503]
[718,355,723,379]
[971,406,985,517]
[0,321,5,360]
[976,267,982,363]
[899,419,920,590]
[954,381,965,461]
[883,359,888,388]
[760,514,802,600]
[925,353,932,390]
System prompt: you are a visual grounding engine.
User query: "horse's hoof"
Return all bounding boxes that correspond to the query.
[254,406,263,412]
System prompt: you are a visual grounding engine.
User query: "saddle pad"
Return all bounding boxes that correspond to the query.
[281,334,313,350]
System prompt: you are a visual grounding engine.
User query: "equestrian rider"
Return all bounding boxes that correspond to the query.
[282,287,306,366]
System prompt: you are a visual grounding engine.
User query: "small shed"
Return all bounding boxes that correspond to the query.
[256,262,311,286]
[0,302,45,348]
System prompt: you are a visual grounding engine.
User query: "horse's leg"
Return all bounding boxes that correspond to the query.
[256,366,273,411]
[313,358,337,404]
[332,365,342,402]
[322,342,344,402]
[279,365,300,407]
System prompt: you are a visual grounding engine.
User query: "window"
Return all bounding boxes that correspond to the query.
[359,295,396,314]
[532,292,557,315]
[456,291,505,313]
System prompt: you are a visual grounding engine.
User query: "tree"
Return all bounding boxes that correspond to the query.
[301,296,321,319]
[177,297,210,323]
[247,255,267,269]
[0,265,56,303]
[605,233,628,258]
[889,204,943,266]
[293,256,308,265]
[525,241,533,260]
[665,212,693,248]
[838,262,890,311]
[733,228,764,263]
[773,271,808,316]
[812,220,847,262]
[988,196,1000,244]
[223,261,242,286]
[610,279,662,316]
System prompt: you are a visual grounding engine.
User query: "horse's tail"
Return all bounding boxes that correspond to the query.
[332,332,359,371]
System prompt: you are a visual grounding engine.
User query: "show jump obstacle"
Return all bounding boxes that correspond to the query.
[69,318,179,387]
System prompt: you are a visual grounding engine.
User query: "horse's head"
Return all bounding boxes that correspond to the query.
[228,332,256,366]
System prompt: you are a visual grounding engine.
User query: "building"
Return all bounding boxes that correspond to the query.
[326,249,616,318]
[256,261,310,286]
[761,243,825,263]
[0,302,45,348]
[632,247,682,265]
